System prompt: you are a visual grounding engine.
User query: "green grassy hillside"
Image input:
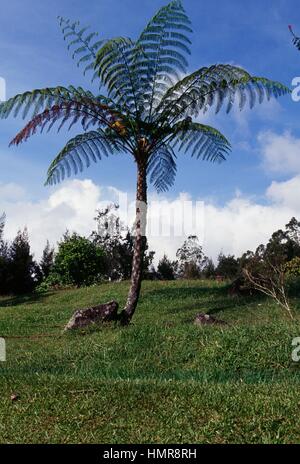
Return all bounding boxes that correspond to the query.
[0,280,300,444]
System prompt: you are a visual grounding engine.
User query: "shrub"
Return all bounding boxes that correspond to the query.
[157,255,176,280]
[216,253,239,279]
[52,232,106,287]
[285,257,300,277]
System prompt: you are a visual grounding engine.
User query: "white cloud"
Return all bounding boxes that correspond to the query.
[1,177,300,264]
[0,180,108,259]
[258,130,300,175]
[2,127,300,263]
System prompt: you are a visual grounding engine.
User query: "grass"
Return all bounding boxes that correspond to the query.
[1,279,300,444]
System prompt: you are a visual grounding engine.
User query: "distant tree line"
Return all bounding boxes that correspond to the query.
[1,208,300,297]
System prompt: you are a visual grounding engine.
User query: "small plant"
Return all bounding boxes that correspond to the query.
[243,254,294,320]
[285,256,300,278]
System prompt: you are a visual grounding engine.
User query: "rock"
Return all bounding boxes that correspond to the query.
[194,313,227,326]
[64,300,119,331]
[10,393,20,402]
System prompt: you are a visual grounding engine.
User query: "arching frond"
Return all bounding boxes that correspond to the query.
[134,0,192,120]
[58,17,105,82]
[9,100,119,147]
[0,87,121,138]
[289,25,300,50]
[171,120,231,162]
[157,64,290,124]
[95,37,139,113]
[147,144,177,192]
[46,130,119,185]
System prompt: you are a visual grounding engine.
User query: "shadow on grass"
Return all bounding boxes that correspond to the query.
[145,282,228,299]
[0,291,54,309]
[145,282,265,316]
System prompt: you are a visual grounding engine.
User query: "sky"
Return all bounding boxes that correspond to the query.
[1,0,300,263]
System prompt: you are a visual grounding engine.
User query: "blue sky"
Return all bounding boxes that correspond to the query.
[1,0,300,260]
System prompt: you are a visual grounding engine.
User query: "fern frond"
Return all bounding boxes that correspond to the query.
[95,37,139,113]
[58,17,105,82]
[134,0,192,120]
[147,144,177,192]
[0,87,120,128]
[46,131,119,185]
[9,99,120,146]
[157,64,290,124]
[289,25,300,50]
[171,120,231,163]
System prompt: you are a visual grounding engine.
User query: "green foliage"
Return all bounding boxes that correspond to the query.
[216,253,239,279]
[58,17,105,82]
[202,257,216,279]
[157,254,176,280]
[4,228,39,295]
[176,235,207,277]
[40,241,55,279]
[285,257,300,277]
[92,205,155,279]
[45,130,118,185]
[0,1,290,194]
[289,25,300,51]
[52,232,106,287]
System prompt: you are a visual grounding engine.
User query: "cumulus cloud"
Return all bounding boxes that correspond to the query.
[0,180,109,259]
[1,176,300,264]
[258,130,300,175]
[0,130,299,264]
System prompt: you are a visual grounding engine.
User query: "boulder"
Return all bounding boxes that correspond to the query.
[64,300,119,331]
[194,313,227,326]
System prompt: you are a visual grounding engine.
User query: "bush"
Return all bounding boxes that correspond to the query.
[216,253,239,279]
[51,232,107,287]
[285,256,300,277]
[157,255,176,280]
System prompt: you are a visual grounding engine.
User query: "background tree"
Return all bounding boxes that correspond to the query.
[40,240,55,279]
[157,254,176,280]
[216,253,239,279]
[0,214,10,295]
[0,1,289,323]
[92,204,155,280]
[7,228,38,295]
[176,235,206,278]
[201,257,216,279]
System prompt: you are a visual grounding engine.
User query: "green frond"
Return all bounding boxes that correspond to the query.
[157,64,290,123]
[134,0,192,120]
[95,37,139,113]
[289,25,300,51]
[46,131,119,185]
[147,144,177,192]
[0,87,119,129]
[58,17,105,82]
[171,120,231,163]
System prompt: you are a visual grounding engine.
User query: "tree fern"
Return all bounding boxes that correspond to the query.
[0,0,291,322]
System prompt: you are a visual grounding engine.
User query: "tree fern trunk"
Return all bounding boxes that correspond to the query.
[120,160,147,324]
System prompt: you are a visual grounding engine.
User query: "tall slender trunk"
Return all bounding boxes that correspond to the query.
[120,159,147,324]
